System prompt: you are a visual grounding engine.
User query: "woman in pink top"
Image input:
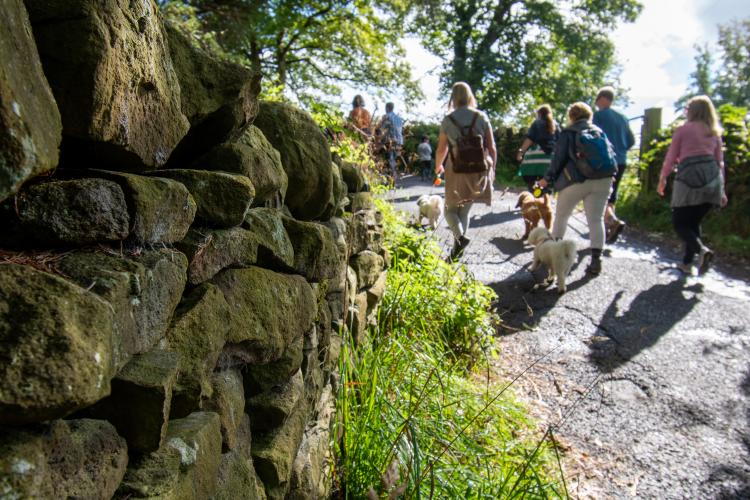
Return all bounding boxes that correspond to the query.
[657,96,727,275]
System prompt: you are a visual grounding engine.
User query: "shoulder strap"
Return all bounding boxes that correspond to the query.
[447,111,481,137]
[468,112,479,135]
[447,113,461,132]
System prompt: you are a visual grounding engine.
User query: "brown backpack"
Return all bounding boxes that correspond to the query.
[447,111,487,173]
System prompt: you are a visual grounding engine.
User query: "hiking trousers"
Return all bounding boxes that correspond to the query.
[672,203,712,264]
[551,177,613,250]
[445,202,473,240]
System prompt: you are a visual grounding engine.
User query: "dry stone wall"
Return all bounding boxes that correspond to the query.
[0,1,387,498]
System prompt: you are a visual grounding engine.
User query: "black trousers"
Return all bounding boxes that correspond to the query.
[672,203,712,264]
[420,160,432,180]
[608,163,627,205]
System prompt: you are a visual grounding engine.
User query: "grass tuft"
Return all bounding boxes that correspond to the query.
[334,198,565,499]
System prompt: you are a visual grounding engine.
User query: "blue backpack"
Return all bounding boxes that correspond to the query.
[569,126,617,179]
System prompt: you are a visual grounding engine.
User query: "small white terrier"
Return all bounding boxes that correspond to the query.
[416,194,443,229]
[527,226,577,294]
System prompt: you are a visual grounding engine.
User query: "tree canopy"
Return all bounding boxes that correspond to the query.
[678,17,750,109]
[410,0,642,118]
[160,0,422,105]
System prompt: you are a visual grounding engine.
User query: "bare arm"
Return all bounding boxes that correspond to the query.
[516,138,533,161]
[435,132,449,174]
[485,126,497,167]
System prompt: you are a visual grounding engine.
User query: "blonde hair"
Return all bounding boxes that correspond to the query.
[567,102,593,125]
[687,95,721,137]
[448,82,477,110]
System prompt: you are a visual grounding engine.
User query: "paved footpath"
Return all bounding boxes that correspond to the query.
[388,175,750,499]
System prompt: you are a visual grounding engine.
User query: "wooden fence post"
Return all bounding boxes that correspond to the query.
[639,107,662,191]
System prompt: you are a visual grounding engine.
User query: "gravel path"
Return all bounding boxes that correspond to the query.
[387,175,750,499]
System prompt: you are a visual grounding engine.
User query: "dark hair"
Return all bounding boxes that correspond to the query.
[537,104,554,134]
[596,86,615,102]
[421,135,429,142]
[386,102,394,112]
[352,95,365,108]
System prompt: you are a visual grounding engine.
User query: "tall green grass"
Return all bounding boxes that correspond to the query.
[334,199,566,499]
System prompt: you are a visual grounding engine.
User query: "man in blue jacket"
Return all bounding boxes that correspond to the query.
[593,87,636,244]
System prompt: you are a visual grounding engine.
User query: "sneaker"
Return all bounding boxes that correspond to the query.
[676,262,694,275]
[586,257,602,275]
[697,247,714,275]
[606,220,626,244]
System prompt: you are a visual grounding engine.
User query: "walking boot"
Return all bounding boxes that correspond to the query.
[586,249,602,275]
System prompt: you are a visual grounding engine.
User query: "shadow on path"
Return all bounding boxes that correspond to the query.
[470,209,520,228]
[487,263,597,331]
[489,236,528,263]
[588,280,703,373]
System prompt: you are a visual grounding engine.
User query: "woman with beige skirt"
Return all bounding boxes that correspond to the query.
[435,82,497,260]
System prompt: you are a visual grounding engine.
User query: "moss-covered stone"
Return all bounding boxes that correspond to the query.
[166,284,229,417]
[11,178,130,245]
[25,0,189,170]
[287,386,336,500]
[195,125,288,208]
[76,170,197,244]
[58,249,188,366]
[210,267,314,365]
[242,208,294,270]
[351,250,385,291]
[282,217,342,282]
[176,227,259,285]
[147,169,254,228]
[0,0,62,202]
[84,350,179,454]
[366,270,388,311]
[254,102,334,220]
[0,264,115,425]
[247,369,304,432]
[252,400,308,494]
[317,301,332,364]
[347,209,384,255]
[0,418,127,500]
[339,162,367,194]
[243,332,304,397]
[117,412,222,500]
[347,191,374,213]
[203,370,245,452]
[212,450,267,500]
[322,162,347,220]
[164,22,259,167]
[346,291,370,345]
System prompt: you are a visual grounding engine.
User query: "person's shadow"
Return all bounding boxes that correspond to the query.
[588,280,703,372]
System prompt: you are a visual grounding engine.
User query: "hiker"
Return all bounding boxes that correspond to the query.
[417,135,433,181]
[435,82,497,260]
[516,104,560,190]
[379,102,404,180]
[538,102,616,275]
[593,86,636,243]
[658,95,727,275]
[348,94,372,136]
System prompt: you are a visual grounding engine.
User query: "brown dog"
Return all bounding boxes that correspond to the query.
[515,191,553,240]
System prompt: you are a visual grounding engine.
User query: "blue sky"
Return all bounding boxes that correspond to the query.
[341,0,750,131]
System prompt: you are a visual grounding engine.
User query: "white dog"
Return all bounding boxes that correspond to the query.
[416,194,443,229]
[527,226,577,294]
